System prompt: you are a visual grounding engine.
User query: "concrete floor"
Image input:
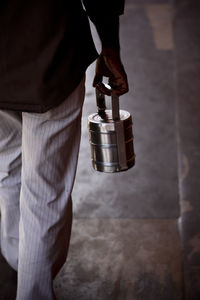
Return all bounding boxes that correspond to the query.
[1,0,200,299]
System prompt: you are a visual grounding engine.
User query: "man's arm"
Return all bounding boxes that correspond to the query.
[82,0,128,96]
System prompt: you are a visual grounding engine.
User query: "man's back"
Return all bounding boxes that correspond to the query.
[0,0,97,112]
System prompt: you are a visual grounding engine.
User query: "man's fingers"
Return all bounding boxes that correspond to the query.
[93,74,129,96]
[93,72,112,95]
[94,82,112,96]
[108,74,129,96]
[93,51,129,96]
[93,73,103,88]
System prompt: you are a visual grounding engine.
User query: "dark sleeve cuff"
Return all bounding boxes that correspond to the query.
[93,16,120,49]
[82,0,125,18]
[82,0,124,49]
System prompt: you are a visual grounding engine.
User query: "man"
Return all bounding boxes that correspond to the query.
[0,0,128,299]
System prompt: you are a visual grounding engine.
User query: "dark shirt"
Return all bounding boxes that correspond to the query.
[0,0,124,112]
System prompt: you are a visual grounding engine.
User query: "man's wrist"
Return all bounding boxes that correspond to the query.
[101,47,121,57]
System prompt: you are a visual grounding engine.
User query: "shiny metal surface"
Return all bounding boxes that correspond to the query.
[88,94,135,172]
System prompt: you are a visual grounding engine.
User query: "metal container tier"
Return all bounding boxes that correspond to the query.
[88,88,135,173]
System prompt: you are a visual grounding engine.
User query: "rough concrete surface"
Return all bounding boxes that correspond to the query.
[54,219,183,300]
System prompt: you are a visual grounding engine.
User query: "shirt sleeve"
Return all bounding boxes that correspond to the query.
[82,0,125,49]
[82,0,125,20]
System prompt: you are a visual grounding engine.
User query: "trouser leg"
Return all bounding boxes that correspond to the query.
[0,110,22,271]
[17,78,85,300]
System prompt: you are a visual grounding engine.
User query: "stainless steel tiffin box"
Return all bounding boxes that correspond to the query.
[88,87,135,173]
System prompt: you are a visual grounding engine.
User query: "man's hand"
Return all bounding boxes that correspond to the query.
[93,47,129,96]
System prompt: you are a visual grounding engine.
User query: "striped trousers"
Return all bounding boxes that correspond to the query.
[0,78,85,299]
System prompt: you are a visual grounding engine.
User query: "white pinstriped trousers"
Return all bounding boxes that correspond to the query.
[0,78,85,299]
